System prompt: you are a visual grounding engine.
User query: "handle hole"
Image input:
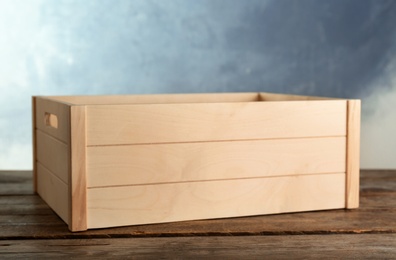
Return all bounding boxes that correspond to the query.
[44,113,58,129]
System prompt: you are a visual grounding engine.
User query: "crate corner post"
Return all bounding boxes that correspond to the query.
[346,99,361,209]
[69,105,88,232]
[32,96,38,193]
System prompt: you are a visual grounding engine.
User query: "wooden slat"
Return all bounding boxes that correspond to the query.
[37,92,338,106]
[86,100,347,146]
[1,235,395,259]
[0,171,34,195]
[34,97,70,144]
[87,173,345,229]
[87,137,346,187]
[346,100,361,208]
[1,170,396,239]
[32,97,38,193]
[36,163,69,224]
[45,93,260,105]
[259,92,337,101]
[69,105,87,232]
[35,130,69,184]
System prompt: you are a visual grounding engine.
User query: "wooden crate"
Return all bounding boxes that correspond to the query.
[32,92,360,232]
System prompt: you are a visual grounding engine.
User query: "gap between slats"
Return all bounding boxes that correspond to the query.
[86,135,346,147]
[87,172,346,190]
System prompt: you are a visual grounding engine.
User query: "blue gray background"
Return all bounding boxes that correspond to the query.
[1,0,395,169]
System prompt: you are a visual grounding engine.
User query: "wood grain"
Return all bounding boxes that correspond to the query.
[35,130,69,184]
[87,173,345,229]
[86,100,347,146]
[346,100,361,208]
[1,235,395,259]
[0,171,34,195]
[87,137,346,187]
[69,105,88,232]
[259,92,337,101]
[32,97,38,193]
[37,92,340,106]
[36,163,69,224]
[1,170,395,239]
[34,97,70,144]
[45,92,260,105]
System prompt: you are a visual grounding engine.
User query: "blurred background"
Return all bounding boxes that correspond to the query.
[1,0,395,169]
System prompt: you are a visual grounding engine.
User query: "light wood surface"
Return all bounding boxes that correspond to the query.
[37,92,339,106]
[34,97,71,144]
[259,92,337,101]
[36,164,69,224]
[86,100,347,146]
[35,130,69,184]
[46,92,260,105]
[69,105,88,231]
[87,137,346,187]
[87,173,345,229]
[32,97,38,193]
[346,100,361,208]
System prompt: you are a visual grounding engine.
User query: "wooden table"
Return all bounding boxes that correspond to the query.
[1,170,395,259]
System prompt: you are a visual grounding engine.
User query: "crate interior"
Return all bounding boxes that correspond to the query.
[45,92,333,106]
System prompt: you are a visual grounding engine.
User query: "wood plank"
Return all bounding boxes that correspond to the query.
[32,97,38,193]
[259,92,337,101]
[1,170,395,239]
[35,130,69,184]
[87,173,345,229]
[346,100,361,208]
[86,100,347,146]
[0,171,34,195]
[36,163,69,224]
[69,105,88,231]
[44,92,260,105]
[360,170,396,192]
[0,196,57,216]
[35,92,338,106]
[3,207,396,238]
[34,97,70,144]
[1,191,396,238]
[87,137,346,187]
[1,234,395,259]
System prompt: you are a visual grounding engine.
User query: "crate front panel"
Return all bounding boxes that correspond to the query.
[87,173,346,229]
[86,137,346,187]
[85,100,347,146]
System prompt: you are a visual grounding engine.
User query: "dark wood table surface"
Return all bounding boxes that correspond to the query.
[1,170,395,259]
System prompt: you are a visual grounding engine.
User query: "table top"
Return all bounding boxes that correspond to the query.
[1,170,395,259]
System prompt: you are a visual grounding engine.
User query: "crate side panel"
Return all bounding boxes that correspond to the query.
[86,100,347,146]
[37,163,69,224]
[87,137,346,187]
[35,97,70,144]
[87,173,345,229]
[36,130,69,184]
